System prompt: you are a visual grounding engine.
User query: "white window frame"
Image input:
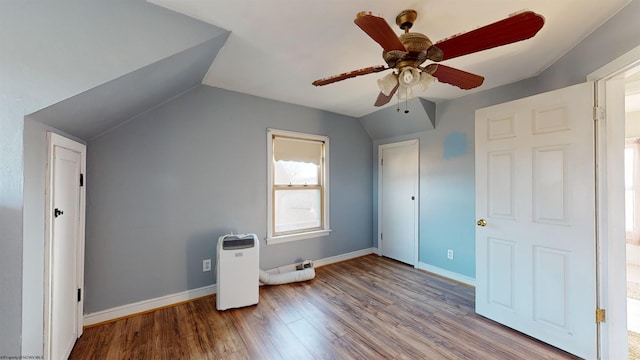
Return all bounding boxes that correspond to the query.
[267,128,331,244]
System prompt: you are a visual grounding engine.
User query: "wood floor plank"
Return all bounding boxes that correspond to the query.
[71,254,579,359]
[260,284,305,325]
[287,318,342,360]
[278,284,349,340]
[224,307,285,360]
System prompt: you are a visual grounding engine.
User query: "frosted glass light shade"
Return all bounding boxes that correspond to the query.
[398,67,420,88]
[377,72,398,96]
[418,72,436,91]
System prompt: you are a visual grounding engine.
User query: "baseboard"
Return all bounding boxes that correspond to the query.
[417,262,476,287]
[313,247,377,267]
[83,247,377,326]
[83,284,216,327]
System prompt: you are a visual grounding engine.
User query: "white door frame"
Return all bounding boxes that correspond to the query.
[377,139,420,266]
[588,45,640,360]
[44,132,86,360]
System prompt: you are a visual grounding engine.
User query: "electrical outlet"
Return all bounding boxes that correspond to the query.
[447,249,454,260]
[203,259,211,272]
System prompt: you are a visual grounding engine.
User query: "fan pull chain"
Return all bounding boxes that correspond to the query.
[405,94,409,114]
[395,88,410,114]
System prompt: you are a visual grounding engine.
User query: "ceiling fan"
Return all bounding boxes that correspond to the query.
[312,9,545,107]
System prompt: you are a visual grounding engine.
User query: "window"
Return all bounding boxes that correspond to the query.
[267,129,330,244]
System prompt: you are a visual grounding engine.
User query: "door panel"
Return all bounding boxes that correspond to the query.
[488,151,515,218]
[533,146,569,224]
[487,237,516,309]
[475,82,595,359]
[533,246,569,330]
[379,140,418,265]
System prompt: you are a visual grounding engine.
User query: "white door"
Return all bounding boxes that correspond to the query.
[45,133,86,360]
[379,140,419,265]
[475,82,596,359]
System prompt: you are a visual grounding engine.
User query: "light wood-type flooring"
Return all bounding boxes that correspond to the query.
[70,255,579,359]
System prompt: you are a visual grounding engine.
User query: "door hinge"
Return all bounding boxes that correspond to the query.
[595,308,606,323]
[380,233,383,240]
[381,158,383,166]
[80,173,84,187]
[77,288,82,302]
[593,106,605,122]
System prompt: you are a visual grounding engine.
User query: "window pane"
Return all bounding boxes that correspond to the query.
[274,189,321,233]
[274,160,319,185]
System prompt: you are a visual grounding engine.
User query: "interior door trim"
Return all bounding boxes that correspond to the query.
[44,132,86,360]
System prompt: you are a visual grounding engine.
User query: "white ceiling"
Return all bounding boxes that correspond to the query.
[150,0,629,118]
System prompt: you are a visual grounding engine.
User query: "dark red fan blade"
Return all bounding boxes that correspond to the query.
[374,82,399,107]
[312,65,388,86]
[426,64,484,90]
[430,11,544,61]
[354,12,407,52]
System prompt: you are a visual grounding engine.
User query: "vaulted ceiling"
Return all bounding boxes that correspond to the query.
[7,1,634,142]
[150,0,630,117]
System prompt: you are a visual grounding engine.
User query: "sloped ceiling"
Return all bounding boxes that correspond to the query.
[28,35,228,140]
[361,98,436,139]
[1,0,228,140]
[150,0,630,118]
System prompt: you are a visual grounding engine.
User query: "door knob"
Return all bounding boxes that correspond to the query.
[477,219,487,227]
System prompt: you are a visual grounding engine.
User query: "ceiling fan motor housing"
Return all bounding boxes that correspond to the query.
[383,32,432,69]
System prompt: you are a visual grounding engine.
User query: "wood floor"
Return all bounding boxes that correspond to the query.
[70,255,579,359]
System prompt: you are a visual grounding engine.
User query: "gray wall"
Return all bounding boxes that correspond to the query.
[370,0,640,279]
[84,85,373,313]
[1,1,227,356]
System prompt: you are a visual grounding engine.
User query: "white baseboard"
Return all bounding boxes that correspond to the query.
[83,247,377,326]
[417,262,476,287]
[83,284,216,327]
[313,247,377,267]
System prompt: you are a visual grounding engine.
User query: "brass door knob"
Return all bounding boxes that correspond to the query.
[477,219,487,227]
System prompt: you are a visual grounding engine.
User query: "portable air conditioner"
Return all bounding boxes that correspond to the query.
[216,233,259,310]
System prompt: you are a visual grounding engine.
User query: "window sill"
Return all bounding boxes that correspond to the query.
[266,229,332,245]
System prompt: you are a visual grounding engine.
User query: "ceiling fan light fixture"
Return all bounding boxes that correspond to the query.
[418,72,436,91]
[377,72,398,96]
[312,10,544,109]
[398,67,420,88]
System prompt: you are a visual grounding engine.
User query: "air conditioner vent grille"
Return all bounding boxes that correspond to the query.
[222,238,255,250]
